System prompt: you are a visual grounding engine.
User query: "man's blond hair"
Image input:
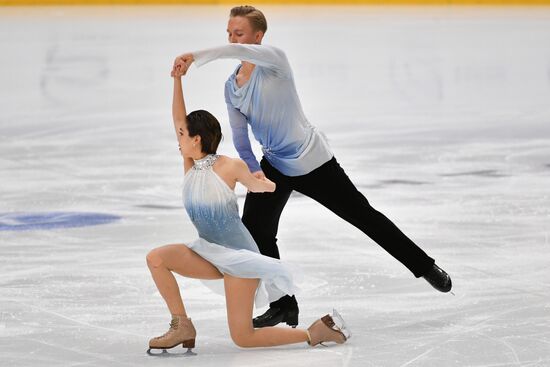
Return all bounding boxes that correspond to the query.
[230,5,267,34]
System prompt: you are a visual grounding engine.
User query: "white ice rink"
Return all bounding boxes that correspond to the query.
[1,5,550,366]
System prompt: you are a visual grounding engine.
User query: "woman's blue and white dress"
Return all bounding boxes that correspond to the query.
[183,154,296,307]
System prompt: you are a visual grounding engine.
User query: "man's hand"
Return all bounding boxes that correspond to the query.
[172,53,194,77]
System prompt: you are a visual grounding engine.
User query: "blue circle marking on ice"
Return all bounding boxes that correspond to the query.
[0,212,121,231]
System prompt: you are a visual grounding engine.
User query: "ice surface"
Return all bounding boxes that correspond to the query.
[1,5,549,366]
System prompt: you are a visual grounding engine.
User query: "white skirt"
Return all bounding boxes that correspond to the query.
[185,237,299,308]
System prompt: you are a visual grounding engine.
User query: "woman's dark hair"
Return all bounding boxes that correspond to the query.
[186,110,223,154]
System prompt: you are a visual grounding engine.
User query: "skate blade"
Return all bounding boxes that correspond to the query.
[147,348,197,357]
[332,308,352,340]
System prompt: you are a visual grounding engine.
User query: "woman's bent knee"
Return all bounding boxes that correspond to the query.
[228,319,256,348]
[230,330,256,348]
[147,244,192,270]
[146,248,164,268]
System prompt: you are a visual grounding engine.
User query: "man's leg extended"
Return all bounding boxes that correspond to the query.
[293,157,442,280]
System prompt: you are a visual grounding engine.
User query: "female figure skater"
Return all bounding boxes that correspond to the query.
[145,62,350,354]
[173,5,452,329]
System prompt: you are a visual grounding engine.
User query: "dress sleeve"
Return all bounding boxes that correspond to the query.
[225,87,262,173]
[193,44,291,78]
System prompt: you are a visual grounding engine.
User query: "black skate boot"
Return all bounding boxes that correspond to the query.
[422,263,452,292]
[253,295,299,328]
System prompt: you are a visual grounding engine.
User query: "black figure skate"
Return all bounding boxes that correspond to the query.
[253,295,299,328]
[423,263,452,293]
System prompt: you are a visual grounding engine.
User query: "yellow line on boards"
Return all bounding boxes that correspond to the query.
[2,0,550,5]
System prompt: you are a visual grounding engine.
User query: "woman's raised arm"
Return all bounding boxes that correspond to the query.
[172,70,194,173]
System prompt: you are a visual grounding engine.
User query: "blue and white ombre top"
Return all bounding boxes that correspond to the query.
[183,154,296,307]
[193,44,333,177]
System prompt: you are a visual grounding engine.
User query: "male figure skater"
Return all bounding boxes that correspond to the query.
[174,5,452,328]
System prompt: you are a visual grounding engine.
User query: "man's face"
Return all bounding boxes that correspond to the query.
[227,16,262,44]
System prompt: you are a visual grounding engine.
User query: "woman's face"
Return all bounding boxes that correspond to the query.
[178,123,200,157]
[227,16,263,44]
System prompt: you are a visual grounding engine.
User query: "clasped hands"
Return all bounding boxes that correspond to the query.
[171,53,194,78]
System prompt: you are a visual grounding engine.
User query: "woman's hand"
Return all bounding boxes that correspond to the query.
[252,170,266,180]
[172,53,194,77]
[171,62,186,78]
[235,160,275,193]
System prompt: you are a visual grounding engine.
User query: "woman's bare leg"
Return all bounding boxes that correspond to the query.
[224,274,309,347]
[146,244,223,316]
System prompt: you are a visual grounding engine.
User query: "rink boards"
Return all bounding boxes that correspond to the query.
[2,0,550,6]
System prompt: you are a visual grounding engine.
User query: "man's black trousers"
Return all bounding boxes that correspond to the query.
[242,156,435,282]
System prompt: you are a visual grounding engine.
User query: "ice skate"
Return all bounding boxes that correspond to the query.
[147,315,197,357]
[422,263,452,293]
[253,295,299,328]
[307,309,351,347]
